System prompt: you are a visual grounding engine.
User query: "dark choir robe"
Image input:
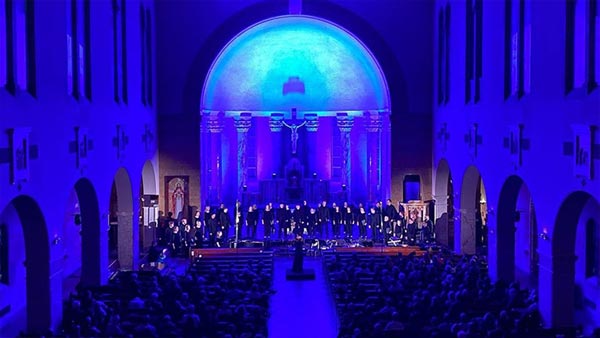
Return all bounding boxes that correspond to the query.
[306,210,318,237]
[317,205,330,237]
[331,207,342,238]
[370,211,382,241]
[384,204,398,235]
[342,207,354,238]
[220,211,231,240]
[357,208,367,238]
[262,209,274,238]
[246,209,258,239]
[170,228,182,255]
[182,225,194,252]
[207,216,219,247]
[292,207,304,235]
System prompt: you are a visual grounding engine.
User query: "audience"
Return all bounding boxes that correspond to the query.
[58,254,273,338]
[324,251,544,338]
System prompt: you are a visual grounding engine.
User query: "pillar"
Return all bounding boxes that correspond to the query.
[207,113,224,204]
[365,111,382,204]
[381,111,392,199]
[234,113,252,200]
[459,207,477,255]
[200,113,210,206]
[305,113,319,203]
[117,210,134,270]
[337,112,354,201]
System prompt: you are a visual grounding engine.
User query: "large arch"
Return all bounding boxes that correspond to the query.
[108,168,135,270]
[199,15,394,206]
[550,191,600,328]
[496,175,538,288]
[433,159,454,248]
[459,166,487,255]
[62,178,102,299]
[76,178,102,286]
[182,0,409,120]
[201,15,390,113]
[0,196,50,336]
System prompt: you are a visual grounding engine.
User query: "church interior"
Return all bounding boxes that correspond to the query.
[0,0,599,336]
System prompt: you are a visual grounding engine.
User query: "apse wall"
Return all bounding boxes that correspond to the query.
[0,0,158,333]
[432,0,599,327]
[155,0,434,210]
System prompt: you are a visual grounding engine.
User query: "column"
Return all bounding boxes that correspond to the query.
[304,113,319,203]
[381,111,392,199]
[200,113,211,206]
[337,112,354,201]
[208,113,224,203]
[365,111,382,204]
[269,113,284,202]
[234,113,252,200]
[117,210,134,270]
[459,207,477,255]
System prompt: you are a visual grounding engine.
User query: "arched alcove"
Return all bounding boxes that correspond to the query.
[200,15,392,206]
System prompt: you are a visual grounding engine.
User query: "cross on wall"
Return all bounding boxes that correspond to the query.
[112,125,129,160]
[69,127,94,170]
[141,124,154,153]
[502,124,530,169]
[437,122,450,153]
[464,123,482,158]
[0,128,38,187]
[562,125,598,182]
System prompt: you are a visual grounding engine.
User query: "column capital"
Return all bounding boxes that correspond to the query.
[433,194,449,203]
[336,112,354,132]
[269,113,284,132]
[363,111,382,133]
[234,112,252,133]
[204,112,224,133]
[305,113,319,132]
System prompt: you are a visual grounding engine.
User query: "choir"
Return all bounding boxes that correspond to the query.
[157,199,435,254]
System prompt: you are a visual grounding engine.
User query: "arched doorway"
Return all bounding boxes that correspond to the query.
[496,176,538,289]
[108,168,134,271]
[459,166,487,255]
[0,196,50,336]
[139,161,158,253]
[551,191,600,329]
[433,159,455,249]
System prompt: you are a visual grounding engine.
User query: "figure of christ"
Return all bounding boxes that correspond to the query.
[282,120,307,154]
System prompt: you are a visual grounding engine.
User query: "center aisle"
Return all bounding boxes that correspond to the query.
[268,256,338,338]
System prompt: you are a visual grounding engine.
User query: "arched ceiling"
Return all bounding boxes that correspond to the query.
[201,15,390,116]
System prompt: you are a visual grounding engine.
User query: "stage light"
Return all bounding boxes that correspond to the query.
[342,184,347,191]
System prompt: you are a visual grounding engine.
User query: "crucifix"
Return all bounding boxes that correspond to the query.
[282,109,306,154]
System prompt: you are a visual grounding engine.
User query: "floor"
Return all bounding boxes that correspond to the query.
[268,256,338,338]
